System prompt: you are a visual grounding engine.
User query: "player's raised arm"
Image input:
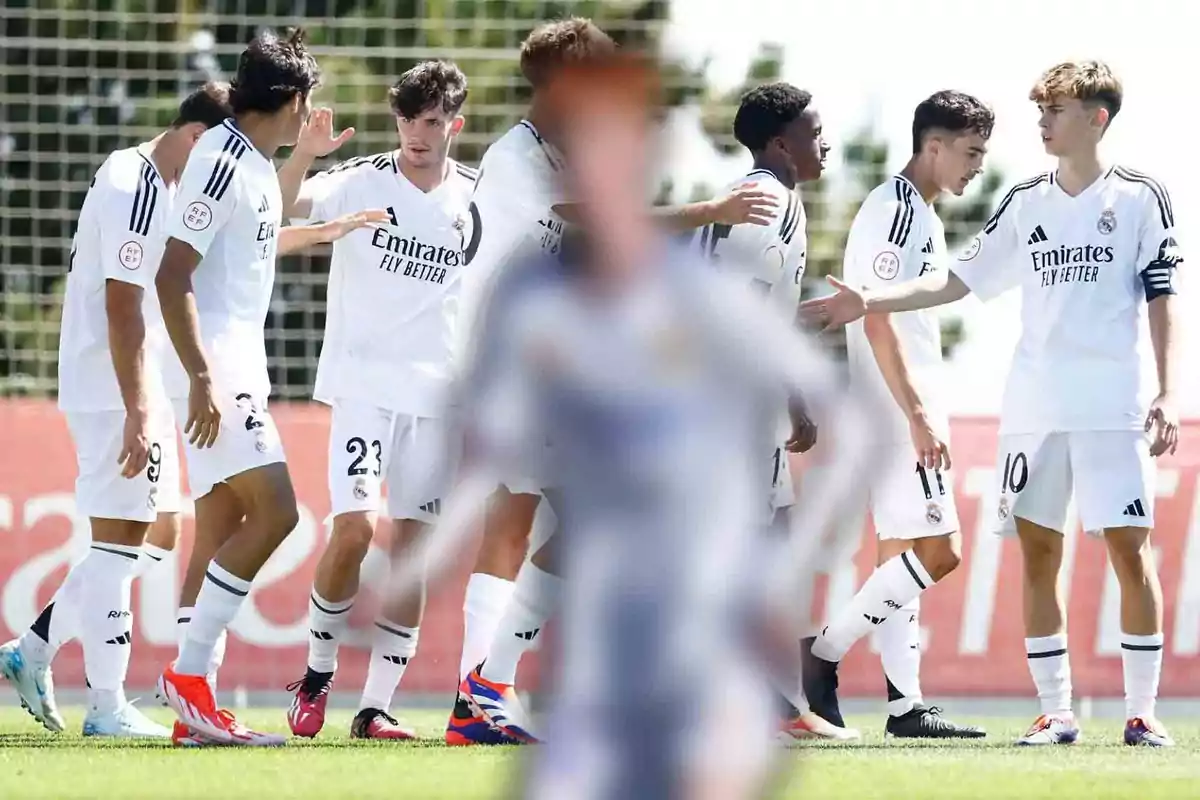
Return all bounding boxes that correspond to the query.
[156,143,239,448]
[1132,173,1184,456]
[551,181,780,233]
[277,209,389,255]
[279,107,354,220]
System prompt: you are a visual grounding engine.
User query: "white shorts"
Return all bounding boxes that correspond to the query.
[174,389,286,500]
[65,405,182,523]
[868,442,959,540]
[994,430,1155,536]
[768,444,795,514]
[328,398,460,523]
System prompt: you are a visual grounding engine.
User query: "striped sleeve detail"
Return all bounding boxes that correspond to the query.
[1113,166,1174,229]
[371,153,395,172]
[780,191,802,245]
[201,134,248,202]
[983,173,1050,234]
[455,162,479,183]
[128,161,159,236]
[887,179,915,247]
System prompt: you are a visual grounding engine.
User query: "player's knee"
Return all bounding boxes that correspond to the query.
[913,535,961,581]
[1106,530,1154,580]
[330,514,376,561]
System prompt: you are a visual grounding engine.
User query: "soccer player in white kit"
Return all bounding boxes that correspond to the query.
[450,19,784,746]
[153,29,324,747]
[689,82,862,744]
[276,61,475,741]
[0,84,233,739]
[803,62,1181,748]
[802,91,991,740]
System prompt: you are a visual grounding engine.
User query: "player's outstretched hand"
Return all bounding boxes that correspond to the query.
[1145,394,1179,457]
[296,107,355,158]
[117,408,151,479]
[910,416,951,472]
[709,182,779,227]
[799,276,867,331]
[323,209,390,242]
[186,375,222,449]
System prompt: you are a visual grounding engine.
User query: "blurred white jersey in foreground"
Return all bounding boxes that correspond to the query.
[450,240,884,800]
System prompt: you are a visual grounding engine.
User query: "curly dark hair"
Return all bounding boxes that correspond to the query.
[172,81,232,129]
[229,28,320,115]
[732,82,813,152]
[388,60,468,118]
[911,90,994,153]
[519,17,616,89]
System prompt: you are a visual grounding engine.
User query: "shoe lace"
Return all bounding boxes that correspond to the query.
[286,674,332,698]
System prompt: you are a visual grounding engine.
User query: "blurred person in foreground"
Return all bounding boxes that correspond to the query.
[415,54,883,799]
[450,17,788,748]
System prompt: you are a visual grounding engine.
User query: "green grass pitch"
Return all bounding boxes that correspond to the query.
[0,707,1195,798]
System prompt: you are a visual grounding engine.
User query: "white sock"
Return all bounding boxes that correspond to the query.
[176,607,226,695]
[1121,632,1163,719]
[460,573,516,681]
[812,551,933,663]
[78,543,140,711]
[307,591,354,674]
[1025,633,1073,716]
[480,563,560,685]
[360,620,419,713]
[876,597,923,716]
[176,561,250,677]
[133,543,172,580]
[25,559,89,661]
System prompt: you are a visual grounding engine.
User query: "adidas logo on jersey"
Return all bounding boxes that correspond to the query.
[258,195,270,213]
[921,238,933,254]
[1027,225,1049,245]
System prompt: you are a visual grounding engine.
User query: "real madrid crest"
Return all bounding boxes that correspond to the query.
[452,214,465,232]
[1097,207,1117,235]
[353,477,369,501]
[925,502,943,525]
[997,496,1010,521]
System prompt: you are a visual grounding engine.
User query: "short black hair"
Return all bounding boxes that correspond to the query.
[733,83,813,152]
[389,60,468,119]
[171,82,232,129]
[519,18,616,89]
[229,28,320,115]
[911,90,994,154]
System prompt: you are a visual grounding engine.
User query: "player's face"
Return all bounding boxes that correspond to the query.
[1037,96,1104,157]
[396,108,464,169]
[282,91,313,147]
[934,132,987,196]
[779,107,829,182]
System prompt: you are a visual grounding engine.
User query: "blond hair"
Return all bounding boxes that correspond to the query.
[1030,60,1122,123]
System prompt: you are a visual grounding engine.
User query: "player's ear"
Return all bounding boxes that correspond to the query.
[450,115,465,137]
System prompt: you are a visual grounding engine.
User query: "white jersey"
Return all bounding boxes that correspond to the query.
[695,168,808,313]
[304,152,476,416]
[455,121,568,368]
[953,167,1182,435]
[58,145,176,412]
[844,175,950,443]
[164,118,282,399]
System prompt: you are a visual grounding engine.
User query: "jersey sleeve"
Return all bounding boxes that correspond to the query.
[298,161,356,222]
[1133,176,1183,301]
[842,191,917,292]
[94,162,160,288]
[463,156,543,273]
[165,141,242,257]
[950,186,1025,300]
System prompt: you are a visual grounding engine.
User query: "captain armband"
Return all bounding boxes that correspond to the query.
[1141,236,1182,301]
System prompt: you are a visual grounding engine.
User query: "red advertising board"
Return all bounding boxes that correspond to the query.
[2,399,1198,697]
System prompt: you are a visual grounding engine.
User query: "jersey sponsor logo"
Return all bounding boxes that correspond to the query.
[117,240,144,270]
[369,227,462,283]
[1030,243,1113,288]
[958,236,982,261]
[182,201,213,231]
[872,249,901,280]
[1097,207,1117,235]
